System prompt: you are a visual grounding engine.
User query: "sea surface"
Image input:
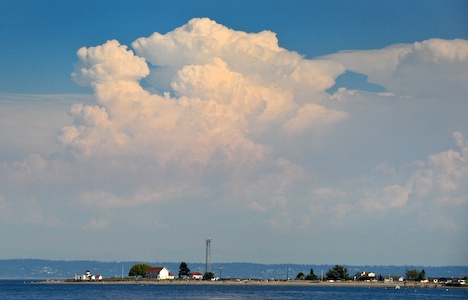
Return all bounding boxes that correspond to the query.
[0,280,467,299]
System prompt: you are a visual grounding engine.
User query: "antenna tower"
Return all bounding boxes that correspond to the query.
[205,237,212,274]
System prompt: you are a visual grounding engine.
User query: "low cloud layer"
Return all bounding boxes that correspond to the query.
[1,18,467,265]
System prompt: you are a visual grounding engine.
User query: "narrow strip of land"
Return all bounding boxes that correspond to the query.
[37,279,459,289]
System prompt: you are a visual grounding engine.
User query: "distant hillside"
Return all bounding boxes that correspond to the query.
[0,259,466,280]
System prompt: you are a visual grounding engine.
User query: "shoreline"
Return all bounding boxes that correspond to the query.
[36,279,461,289]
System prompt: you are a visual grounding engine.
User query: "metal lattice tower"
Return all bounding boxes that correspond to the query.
[205,237,212,274]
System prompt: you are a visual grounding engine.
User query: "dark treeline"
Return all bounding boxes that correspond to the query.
[1,259,466,280]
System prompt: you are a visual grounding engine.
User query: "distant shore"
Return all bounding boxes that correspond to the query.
[35,279,460,289]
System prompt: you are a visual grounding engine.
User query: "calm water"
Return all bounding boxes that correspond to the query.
[0,280,467,299]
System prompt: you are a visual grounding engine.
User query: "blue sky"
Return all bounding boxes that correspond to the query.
[0,1,467,267]
[1,0,466,93]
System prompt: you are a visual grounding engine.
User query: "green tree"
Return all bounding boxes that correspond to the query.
[305,268,318,280]
[128,264,151,277]
[326,265,349,280]
[178,262,191,278]
[418,269,426,281]
[203,272,215,280]
[405,269,420,281]
[295,272,305,280]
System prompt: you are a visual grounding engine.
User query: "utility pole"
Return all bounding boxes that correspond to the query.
[205,237,212,274]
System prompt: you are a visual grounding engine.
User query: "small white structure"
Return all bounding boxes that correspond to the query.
[146,267,174,280]
[359,271,376,281]
[385,275,404,282]
[191,272,203,280]
[75,270,102,281]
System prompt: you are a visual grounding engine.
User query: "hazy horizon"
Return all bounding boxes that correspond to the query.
[3,258,468,267]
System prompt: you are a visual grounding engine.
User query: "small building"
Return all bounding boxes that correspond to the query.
[191,272,203,280]
[74,270,102,281]
[146,267,174,280]
[358,271,376,281]
[383,275,403,282]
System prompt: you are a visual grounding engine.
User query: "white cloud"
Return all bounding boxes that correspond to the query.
[453,131,465,148]
[360,185,411,212]
[132,18,344,96]
[359,132,468,216]
[72,39,149,86]
[402,132,468,204]
[282,103,348,136]
[51,19,353,213]
[325,38,468,99]
[1,18,467,264]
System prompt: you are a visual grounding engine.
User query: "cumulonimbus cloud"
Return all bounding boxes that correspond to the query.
[1,18,466,244]
[59,18,350,208]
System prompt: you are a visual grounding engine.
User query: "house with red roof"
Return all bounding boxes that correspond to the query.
[191,271,203,280]
[146,266,174,280]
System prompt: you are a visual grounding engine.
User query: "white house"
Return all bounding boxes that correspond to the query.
[359,271,376,281]
[74,270,102,281]
[191,272,203,280]
[146,267,175,280]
